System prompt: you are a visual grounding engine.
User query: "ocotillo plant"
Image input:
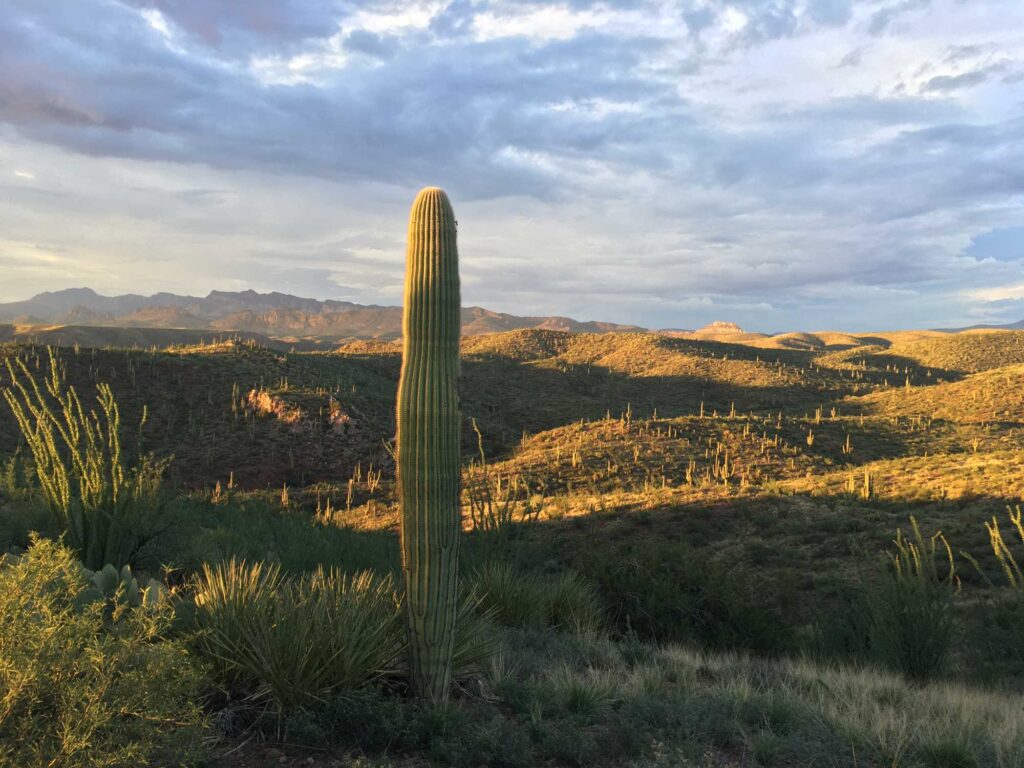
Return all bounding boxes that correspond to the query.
[396,186,462,701]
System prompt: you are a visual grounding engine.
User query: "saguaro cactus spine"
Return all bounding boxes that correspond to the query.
[396,186,462,701]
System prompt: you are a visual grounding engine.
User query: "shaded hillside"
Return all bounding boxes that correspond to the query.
[0,341,398,489]
[460,328,575,360]
[0,329,882,489]
[748,331,895,350]
[4,327,1022,492]
[662,326,947,351]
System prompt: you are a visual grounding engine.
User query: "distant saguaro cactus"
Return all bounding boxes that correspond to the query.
[396,187,461,701]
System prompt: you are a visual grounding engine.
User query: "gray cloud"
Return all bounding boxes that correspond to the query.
[807,0,854,26]
[118,0,344,53]
[923,63,1009,92]
[343,29,400,60]
[429,0,478,39]
[834,48,863,68]
[869,0,933,35]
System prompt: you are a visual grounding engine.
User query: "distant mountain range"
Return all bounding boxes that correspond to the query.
[3,289,1020,345]
[936,320,1024,332]
[0,288,644,340]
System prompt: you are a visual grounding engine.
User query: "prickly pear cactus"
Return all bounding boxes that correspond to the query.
[77,562,166,615]
[397,187,462,701]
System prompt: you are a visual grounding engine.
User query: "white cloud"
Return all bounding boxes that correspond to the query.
[472,4,605,41]
[967,283,1024,303]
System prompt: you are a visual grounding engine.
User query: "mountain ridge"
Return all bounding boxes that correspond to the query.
[0,288,644,340]
[4,288,1022,343]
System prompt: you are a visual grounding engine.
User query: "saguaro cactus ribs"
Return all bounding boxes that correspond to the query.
[396,186,462,701]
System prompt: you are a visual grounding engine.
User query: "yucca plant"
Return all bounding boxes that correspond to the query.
[192,560,405,710]
[396,187,462,701]
[191,559,500,711]
[448,588,502,678]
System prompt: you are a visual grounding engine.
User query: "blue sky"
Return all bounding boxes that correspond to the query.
[1,0,1022,331]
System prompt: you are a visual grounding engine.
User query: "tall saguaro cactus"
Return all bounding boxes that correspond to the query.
[397,187,462,701]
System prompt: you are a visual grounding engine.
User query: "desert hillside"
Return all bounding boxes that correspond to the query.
[4,326,1024,767]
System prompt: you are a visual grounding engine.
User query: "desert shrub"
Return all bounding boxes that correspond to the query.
[1,351,169,569]
[954,507,1024,686]
[472,561,605,633]
[814,520,958,680]
[867,517,958,680]
[464,419,540,537]
[960,592,1024,687]
[192,560,499,711]
[571,538,794,653]
[547,570,607,633]
[544,664,618,722]
[808,582,875,663]
[0,488,52,552]
[0,537,208,767]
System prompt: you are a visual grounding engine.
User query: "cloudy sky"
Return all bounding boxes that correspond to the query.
[1,0,1022,331]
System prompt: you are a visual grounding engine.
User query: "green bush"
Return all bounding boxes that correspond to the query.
[473,561,605,633]
[813,519,959,680]
[0,537,208,767]
[0,488,52,553]
[808,583,874,663]
[960,592,1024,687]
[571,539,793,653]
[867,518,958,680]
